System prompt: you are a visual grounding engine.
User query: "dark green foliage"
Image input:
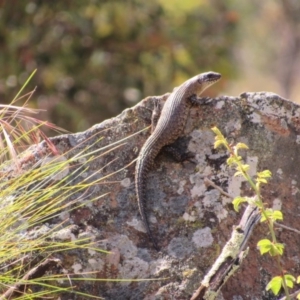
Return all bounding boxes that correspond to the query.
[0,0,239,132]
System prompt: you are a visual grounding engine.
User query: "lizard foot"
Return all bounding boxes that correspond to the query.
[163,145,195,163]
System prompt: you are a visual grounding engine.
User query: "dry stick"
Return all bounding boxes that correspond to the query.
[279,290,300,300]
[0,258,61,300]
[274,222,300,235]
[190,204,261,300]
[204,178,232,199]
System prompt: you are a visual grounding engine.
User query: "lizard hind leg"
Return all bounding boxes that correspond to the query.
[162,144,195,163]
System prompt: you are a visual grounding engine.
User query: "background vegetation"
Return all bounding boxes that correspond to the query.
[0,0,299,133]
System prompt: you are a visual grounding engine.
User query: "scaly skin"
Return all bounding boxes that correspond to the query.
[135,72,221,250]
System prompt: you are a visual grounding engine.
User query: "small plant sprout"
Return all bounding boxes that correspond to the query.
[211,126,297,299]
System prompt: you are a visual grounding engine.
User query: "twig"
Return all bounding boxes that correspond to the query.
[275,222,300,235]
[204,177,233,199]
[0,257,61,299]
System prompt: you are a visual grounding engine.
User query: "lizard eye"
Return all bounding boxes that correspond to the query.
[202,72,221,83]
[207,74,215,79]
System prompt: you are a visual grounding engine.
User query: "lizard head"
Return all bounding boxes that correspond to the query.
[194,71,221,95]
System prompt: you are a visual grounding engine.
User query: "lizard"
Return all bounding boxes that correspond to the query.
[135,72,221,250]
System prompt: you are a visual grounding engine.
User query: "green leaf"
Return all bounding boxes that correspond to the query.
[297,275,300,284]
[297,293,300,300]
[235,165,249,176]
[269,242,284,256]
[253,199,263,208]
[255,182,261,190]
[260,208,274,222]
[233,143,249,156]
[257,170,272,178]
[214,140,225,149]
[235,142,249,150]
[226,157,235,165]
[284,274,295,288]
[234,171,243,177]
[261,209,283,223]
[256,178,267,184]
[241,164,250,171]
[236,155,243,161]
[211,126,223,136]
[272,210,283,221]
[257,239,272,255]
[256,170,272,185]
[260,209,271,223]
[232,196,247,212]
[257,239,284,256]
[266,276,282,295]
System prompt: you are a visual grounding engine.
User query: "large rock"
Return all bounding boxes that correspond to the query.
[14,92,300,299]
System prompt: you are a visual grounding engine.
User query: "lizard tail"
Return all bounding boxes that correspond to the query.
[135,155,159,251]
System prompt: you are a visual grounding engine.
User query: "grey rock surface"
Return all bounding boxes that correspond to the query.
[14,92,300,299]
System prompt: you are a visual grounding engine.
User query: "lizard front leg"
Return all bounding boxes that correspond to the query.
[188,94,211,106]
[151,98,162,133]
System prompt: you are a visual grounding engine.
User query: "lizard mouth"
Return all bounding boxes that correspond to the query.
[204,72,221,83]
[197,72,221,93]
